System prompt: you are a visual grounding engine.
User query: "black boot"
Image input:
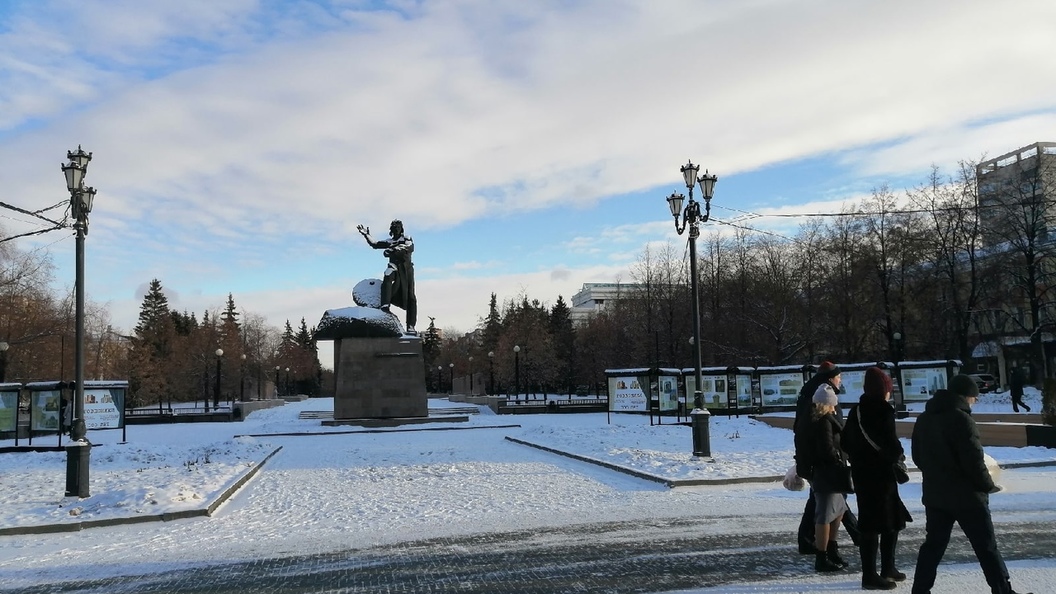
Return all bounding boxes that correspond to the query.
[827,540,849,568]
[815,549,842,573]
[860,533,894,590]
[880,531,906,582]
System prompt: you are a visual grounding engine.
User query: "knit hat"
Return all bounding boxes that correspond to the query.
[949,374,980,398]
[863,366,893,398]
[813,383,839,407]
[816,361,841,379]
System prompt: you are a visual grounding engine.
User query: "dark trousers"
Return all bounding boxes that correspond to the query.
[799,488,860,546]
[911,505,1011,594]
[1011,393,1031,413]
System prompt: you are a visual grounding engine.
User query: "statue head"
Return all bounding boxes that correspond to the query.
[389,219,404,238]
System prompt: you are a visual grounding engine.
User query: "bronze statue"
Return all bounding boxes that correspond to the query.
[357,219,417,335]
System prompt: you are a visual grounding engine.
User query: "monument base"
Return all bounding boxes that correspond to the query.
[323,415,469,428]
[333,335,427,419]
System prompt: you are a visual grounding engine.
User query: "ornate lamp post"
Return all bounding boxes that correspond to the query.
[274,365,281,398]
[513,345,521,400]
[488,351,495,396]
[0,341,8,382]
[437,365,443,393]
[284,367,290,397]
[448,362,454,394]
[468,356,474,395]
[666,160,716,457]
[213,349,224,409]
[61,146,96,496]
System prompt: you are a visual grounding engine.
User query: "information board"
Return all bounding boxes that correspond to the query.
[608,375,648,412]
[30,390,62,432]
[759,372,803,406]
[0,392,16,432]
[84,387,124,429]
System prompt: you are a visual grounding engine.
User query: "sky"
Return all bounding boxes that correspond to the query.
[1,390,1054,592]
[3,0,1056,365]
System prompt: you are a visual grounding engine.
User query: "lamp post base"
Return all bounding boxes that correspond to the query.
[65,442,91,498]
[691,408,712,458]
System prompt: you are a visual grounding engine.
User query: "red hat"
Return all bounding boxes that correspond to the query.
[863,366,893,398]
[816,361,841,379]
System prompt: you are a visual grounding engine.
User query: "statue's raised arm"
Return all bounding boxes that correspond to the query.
[356,224,375,247]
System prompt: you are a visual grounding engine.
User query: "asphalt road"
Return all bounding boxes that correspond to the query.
[4,514,1054,594]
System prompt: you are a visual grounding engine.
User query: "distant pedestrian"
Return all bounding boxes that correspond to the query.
[1009,367,1031,413]
[844,367,911,590]
[808,383,852,573]
[794,361,860,554]
[910,375,1032,594]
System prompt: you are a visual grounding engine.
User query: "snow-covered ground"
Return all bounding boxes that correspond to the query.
[1,389,1053,593]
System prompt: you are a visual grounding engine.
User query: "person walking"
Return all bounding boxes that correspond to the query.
[808,383,853,572]
[910,375,1032,594]
[1009,367,1031,413]
[794,361,860,553]
[844,367,912,590]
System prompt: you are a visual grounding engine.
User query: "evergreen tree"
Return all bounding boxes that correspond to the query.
[549,295,577,394]
[423,317,442,390]
[134,279,170,341]
[481,293,502,354]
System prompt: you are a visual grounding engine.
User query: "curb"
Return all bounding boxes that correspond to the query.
[505,436,784,488]
[235,424,522,439]
[504,437,1056,489]
[0,446,283,537]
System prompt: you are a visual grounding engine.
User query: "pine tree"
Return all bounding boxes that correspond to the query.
[134,279,170,340]
[481,293,502,354]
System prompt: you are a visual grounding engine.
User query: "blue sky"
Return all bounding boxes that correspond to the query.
[2,0,1056,365]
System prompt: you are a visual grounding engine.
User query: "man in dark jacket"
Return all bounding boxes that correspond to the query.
[793,361,860,553]
[910,374,1031,594]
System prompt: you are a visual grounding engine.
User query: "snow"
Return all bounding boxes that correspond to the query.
[1,390,1054,592]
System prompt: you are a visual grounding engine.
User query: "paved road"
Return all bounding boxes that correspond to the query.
[4,515,1054,593]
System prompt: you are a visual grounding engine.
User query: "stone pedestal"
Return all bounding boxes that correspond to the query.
[333,336,427,419]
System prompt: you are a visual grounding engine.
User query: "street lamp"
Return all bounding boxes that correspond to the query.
[893,331,904,407]
[667,159,716,457]
[488,351,495,396]
[274,365,281,398]
[0,341,8,383]
[514,345,521,400]
[468,356,474,395]
[62,145,95,497]
[239,353,247,403]
[448,362,454,395]
[284,367,290,398]
[437,365,443,393]
[214,349,224,409]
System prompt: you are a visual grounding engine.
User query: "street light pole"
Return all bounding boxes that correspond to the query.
[214,349,223,409]
[667,160,716,457]
[448,362,454,395]
[274,365,280,398]
[61,146,96,497]
[0,341,8,382]
[488,351,494,396]
[468,356,474,395]
[437,365,443,393]
[239,353,247,403]
[514,345,521,400]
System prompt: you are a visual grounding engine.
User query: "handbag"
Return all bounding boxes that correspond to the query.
[856,407,910,484]
[823,462,855,494]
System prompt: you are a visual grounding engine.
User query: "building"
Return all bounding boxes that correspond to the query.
[570,282,644,325]
[977,141,1056,248]
[972,141,1056,384]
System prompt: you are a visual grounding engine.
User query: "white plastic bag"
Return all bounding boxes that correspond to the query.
[783,464,806,491]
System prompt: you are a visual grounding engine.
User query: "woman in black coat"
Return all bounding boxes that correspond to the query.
[808,383,853,573]
[844,367,912,590]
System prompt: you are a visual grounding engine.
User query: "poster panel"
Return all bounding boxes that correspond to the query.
[84,388,123,429]
[0,392,17,432]
[657,376,678,412]
[729,374,752,408]
[31,390,62,432]
[608,376,648,412]
[901,367,948,402]
[759,372,803,406]
[686,374,732,409]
